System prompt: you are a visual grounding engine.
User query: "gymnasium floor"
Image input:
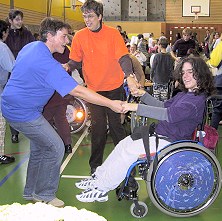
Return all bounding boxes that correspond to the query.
[0,122,222,221]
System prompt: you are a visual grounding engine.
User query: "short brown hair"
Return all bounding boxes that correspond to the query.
[158,37,168,49]
[8,9,23,20]
[182,28,192,36]
[81,0,103,17]
[39,17,70,42]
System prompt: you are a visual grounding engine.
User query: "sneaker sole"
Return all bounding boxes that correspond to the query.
[75,181,95,190]
[76,195,108,203]
[75,183,92,190]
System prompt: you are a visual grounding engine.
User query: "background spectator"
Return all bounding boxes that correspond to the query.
[0,19,15,164]
[5,9,34,144]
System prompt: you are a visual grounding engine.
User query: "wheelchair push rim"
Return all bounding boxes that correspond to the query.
[66,97,89,134]
[147,142,222,217]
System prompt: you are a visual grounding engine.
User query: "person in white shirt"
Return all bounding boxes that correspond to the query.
[130,44,147,66]
[148,32,154,48]
[0,19,15,164]
[213,33,222,49]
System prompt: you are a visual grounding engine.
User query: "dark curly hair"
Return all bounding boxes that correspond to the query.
[0,20,9,40]
[81,0,103,17]
[174,57,215,96]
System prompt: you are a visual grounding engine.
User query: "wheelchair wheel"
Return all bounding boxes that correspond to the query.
[147,142,222,217]
[66,97,89,133]
[130,201,148,218]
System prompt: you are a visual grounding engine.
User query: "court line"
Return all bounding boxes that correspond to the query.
[0,154,29,187]
[0,125,89,186]
[60,126,89,174]
[60,126,144,181]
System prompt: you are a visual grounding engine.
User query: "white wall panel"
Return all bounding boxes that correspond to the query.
[129,0,147,21]
[103,0,121,21]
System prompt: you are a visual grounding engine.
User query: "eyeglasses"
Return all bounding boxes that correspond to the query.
[82,14,97,20]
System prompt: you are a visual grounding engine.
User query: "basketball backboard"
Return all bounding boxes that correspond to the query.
[182,0,210,17]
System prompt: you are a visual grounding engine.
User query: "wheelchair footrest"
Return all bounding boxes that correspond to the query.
[116,177,139,201]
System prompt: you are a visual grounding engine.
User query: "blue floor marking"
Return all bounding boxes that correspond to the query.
[0,154,29,187]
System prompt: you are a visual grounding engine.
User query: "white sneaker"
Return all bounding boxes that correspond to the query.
[75,175,96,190]
[76,188,108,202]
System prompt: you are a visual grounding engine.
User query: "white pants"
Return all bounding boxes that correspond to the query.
[94,135,170,192]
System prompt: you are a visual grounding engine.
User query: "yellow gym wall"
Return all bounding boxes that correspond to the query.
[12,0,46,13]
[0,0,85,31]
[1,0,222,35]
[104,21,162,39]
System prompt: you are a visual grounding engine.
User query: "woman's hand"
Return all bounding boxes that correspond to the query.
[131,88,146,97]
[109,100,125,113]
[122,102,138,114]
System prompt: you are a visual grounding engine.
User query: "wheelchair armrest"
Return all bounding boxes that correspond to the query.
[138,154,146,159]
[138,152,156,160]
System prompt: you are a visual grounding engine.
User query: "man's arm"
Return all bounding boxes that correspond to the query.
[170,50,179,62]
[150,54,158,79]
[119,54,140,91]
[69,85,123,113]
[129,55,145,86]
[171,40,180,62]
[118,54,133,77]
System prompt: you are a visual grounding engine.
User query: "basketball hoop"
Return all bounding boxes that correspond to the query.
[191,6,201,20]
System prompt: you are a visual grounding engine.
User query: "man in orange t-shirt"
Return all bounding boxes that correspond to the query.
[66,0,139,174]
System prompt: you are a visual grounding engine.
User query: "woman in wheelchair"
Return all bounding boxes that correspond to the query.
[75,57,215,203]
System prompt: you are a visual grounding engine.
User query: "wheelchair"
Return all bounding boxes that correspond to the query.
[116,139,222,218]
[66,97,90,133]
[116,96,222,218]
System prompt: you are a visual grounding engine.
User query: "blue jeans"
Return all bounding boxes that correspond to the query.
[8,115,64,201]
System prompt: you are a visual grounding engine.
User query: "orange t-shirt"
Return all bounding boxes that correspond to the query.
[69,25,128,92]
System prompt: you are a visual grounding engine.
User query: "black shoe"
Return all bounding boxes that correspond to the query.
[0,155,15,164]
[11,135,19,143]
[65,144,72,154]
[90,167,96,175]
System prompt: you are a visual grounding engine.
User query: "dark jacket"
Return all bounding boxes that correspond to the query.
[151,53,174,84]
[5,26,35,58]
[172,38,196,58]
